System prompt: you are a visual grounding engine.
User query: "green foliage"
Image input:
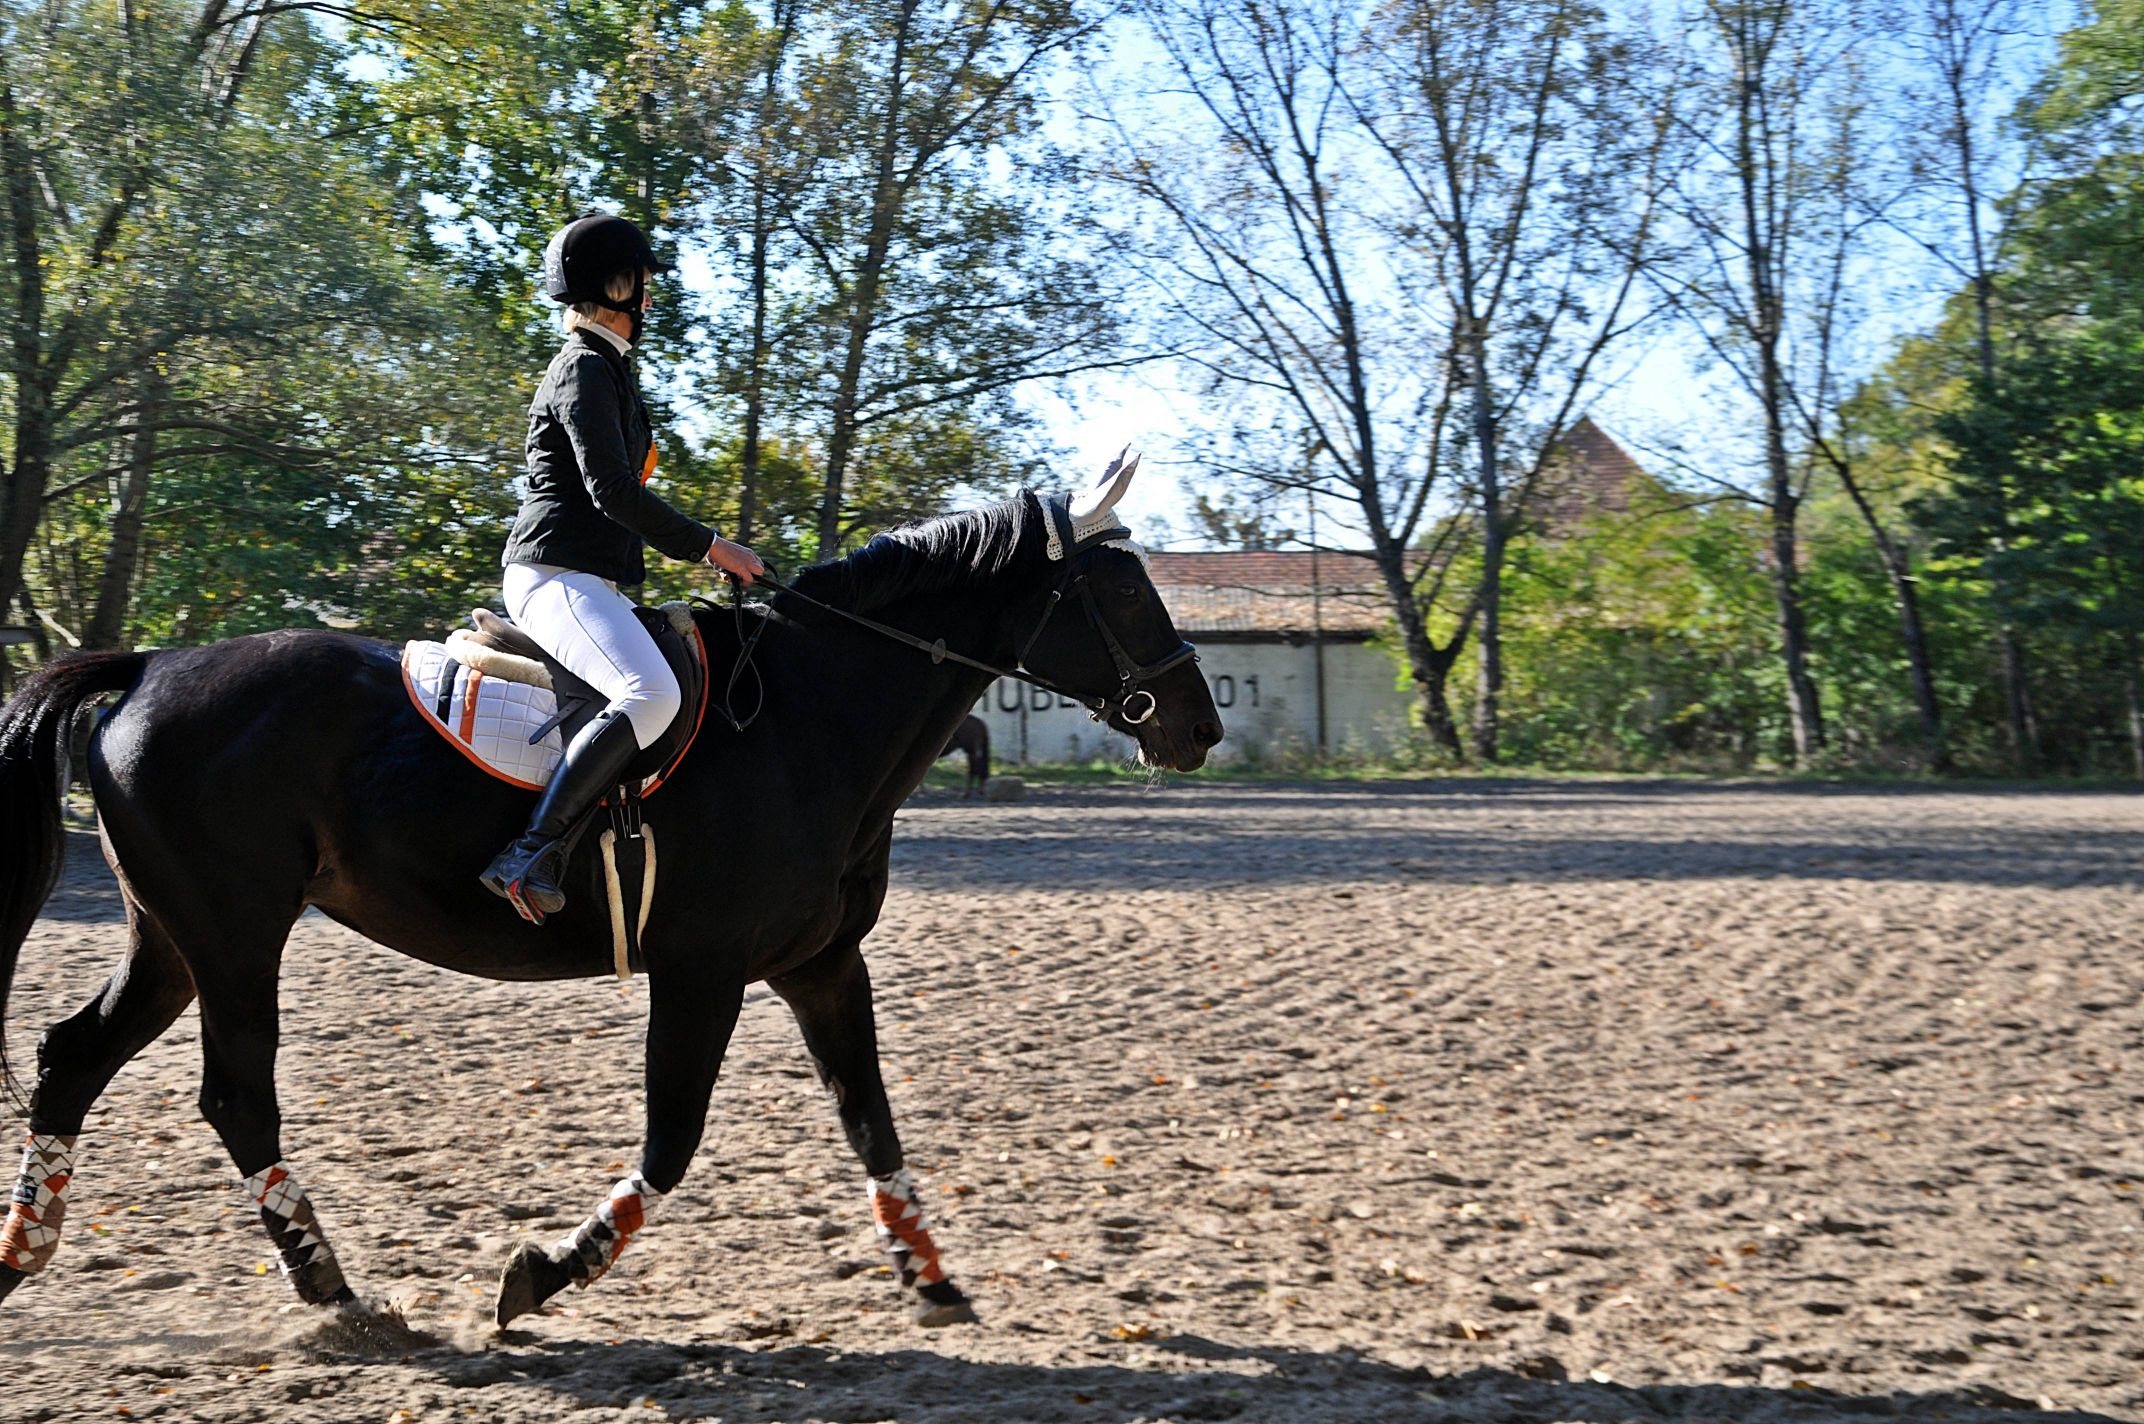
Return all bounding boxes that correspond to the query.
[1477,486,1783,770]
[1,0,526,656]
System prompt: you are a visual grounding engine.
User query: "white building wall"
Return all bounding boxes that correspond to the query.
[976,639,1412,765]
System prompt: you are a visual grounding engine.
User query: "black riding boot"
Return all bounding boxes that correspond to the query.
[480,709,641,923]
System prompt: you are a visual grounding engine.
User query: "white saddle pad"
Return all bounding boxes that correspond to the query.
[401,641,564,789]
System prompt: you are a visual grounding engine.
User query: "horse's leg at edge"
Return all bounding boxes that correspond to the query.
[771,941,978,1327]
[496,971,744,1326]
[0,900,194,1304]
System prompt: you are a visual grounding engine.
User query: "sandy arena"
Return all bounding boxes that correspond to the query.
[1,779,2139,1423]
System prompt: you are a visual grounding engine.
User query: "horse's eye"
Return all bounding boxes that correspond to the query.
[1116,582,1141,600]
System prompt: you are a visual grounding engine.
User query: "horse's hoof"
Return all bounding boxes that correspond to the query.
[912,1282,978,1328]
[495,1244,570,1327]
[0,1264,27,1305]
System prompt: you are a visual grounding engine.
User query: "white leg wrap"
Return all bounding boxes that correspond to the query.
[243,1161,350,1304]
[868,1168,947,1289]
[1,1134,76,1274]
[554,1172,661,1287]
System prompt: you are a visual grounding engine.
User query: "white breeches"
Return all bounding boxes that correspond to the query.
[502,562,680,750]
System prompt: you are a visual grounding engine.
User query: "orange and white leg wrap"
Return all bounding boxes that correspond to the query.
[0,1134,76,1275]
[553,1172,660,1288]
[868,1168,947,1289]
[245,1161,351,1305]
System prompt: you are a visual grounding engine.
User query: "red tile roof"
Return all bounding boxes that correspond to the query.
[1534,416,1650,533]
[1149,551,1394,635]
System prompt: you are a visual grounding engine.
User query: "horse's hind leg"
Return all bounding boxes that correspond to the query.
[772,940,977,1327]
[188,928,359,1308]
[0,901,194,1303]
[118,831,349,1307]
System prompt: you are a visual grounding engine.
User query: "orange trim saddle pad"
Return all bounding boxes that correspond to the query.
[401,642,564,790]
[401,629,713,795]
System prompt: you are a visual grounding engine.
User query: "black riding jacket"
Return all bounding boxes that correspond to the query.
[501,330,715,586]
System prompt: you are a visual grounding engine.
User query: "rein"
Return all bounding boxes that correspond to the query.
[699,509,1196,734]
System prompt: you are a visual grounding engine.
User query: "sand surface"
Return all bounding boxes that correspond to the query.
[1,779,2139,1423]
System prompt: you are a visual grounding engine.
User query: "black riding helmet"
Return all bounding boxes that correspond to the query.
[542,212,671,340]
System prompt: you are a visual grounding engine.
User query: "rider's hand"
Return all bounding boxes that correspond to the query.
[706,535,765,585]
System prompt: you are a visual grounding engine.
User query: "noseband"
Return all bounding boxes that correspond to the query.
[739,501,1198,728]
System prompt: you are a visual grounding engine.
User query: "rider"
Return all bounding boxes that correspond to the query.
[480,211,764,921]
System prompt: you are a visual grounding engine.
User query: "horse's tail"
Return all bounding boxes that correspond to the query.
[0,651,148,1110]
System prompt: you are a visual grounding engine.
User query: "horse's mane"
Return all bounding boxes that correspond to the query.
[794,493,1043,614]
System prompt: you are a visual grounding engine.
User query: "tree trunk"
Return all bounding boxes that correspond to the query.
[1998,624,2038,774]
[0,75,54,636]
[1734,39,1824,765]
[1465,320,1504,763]
[1375,546,1468,759]
[1948,32,2038,776]
[1829,455,1948,770]
[739,179,768,546]
[2123,630,2144,782]
[815,0,916,556]
[737,5,795,547]
[1765,474,1825,763]
[1417,639,1467,758]
[86,372,161,650]
[1890,560,1946,772]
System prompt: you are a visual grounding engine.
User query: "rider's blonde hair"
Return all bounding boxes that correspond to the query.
[561,269,640,335]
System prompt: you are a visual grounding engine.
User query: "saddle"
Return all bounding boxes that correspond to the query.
[449,603,707,787]
[404,601,707,800]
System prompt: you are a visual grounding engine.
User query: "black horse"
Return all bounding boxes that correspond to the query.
[939,713,991,797]
[0,473,1221,1327]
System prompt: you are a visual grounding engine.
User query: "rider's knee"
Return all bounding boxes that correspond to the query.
[616,668,681,749]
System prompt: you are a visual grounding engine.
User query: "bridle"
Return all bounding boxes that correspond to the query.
[1013,498,1198,725]
[711,498,1198,732]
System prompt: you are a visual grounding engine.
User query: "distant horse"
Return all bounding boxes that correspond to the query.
[939,714,990,797]
[0,460,1220,1328]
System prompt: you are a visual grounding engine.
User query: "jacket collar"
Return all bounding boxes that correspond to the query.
[572,326,633,366]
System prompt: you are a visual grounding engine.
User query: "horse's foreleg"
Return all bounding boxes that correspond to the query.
[496,973,743,1327]
[1,910,194,1305]
[772,943,977,1327]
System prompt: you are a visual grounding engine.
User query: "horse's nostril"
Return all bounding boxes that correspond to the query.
[1193,719,1224,748]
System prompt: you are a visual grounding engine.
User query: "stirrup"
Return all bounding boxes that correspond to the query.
[482,835,567,924]
[482,804,604,925]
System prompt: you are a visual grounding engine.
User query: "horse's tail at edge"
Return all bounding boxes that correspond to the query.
[0,651,148,1114]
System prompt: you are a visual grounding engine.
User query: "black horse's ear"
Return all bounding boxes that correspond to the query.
[1045,444,1140,559]
[1072,446,1141,528]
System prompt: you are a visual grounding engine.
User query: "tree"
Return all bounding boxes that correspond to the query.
[1352,0,1672,761]
[787,0,1125,553]
[1646,0,1880,765]
[1913,0,2144,776]
[1091,0,1670,758]
[372,0,1123,563]
[2,2,521,660]
[1891,0,2044,767]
